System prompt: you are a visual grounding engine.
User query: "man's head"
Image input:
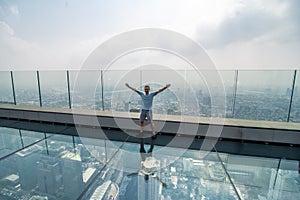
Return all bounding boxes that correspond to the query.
[144,85,150,94]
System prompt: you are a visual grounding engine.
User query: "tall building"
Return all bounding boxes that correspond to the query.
[90,180,111,200]
[37,151,62,196]
[183,158,193,172]
[138,157,161,200]
[16,145,40,191]
[0,149,16,179]
[61,151,84,199]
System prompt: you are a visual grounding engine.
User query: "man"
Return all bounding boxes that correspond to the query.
[125,83,171,137]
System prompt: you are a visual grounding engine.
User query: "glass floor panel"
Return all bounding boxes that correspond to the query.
[0,126,299,200]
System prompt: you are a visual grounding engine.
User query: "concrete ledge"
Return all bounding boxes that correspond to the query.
[241,128,274,142]
[1,104,300,145]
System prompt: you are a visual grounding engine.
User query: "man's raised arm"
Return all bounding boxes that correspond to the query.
[125,83,138,92]
[156,84,171,94]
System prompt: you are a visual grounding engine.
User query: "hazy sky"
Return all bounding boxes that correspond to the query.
[0,0,299,70]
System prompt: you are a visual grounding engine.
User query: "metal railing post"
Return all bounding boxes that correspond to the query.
[232,70,239,118]
[287,70,297,122]
[10,71,16,105]
[37,71,42,107]
[101,70,104,110]
[67,70,72,109]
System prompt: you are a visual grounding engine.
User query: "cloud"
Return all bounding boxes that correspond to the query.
[195,0,300,69]
[1,0,299,70]
[0,21,40,68]
[9,5,19,16]
[284,0,300,41]
[0,21,14,35]
[67,35,112,68]
[0,21,62,70]
[0,20,113,70]
[199,4,285,48]
[198,0,300,49]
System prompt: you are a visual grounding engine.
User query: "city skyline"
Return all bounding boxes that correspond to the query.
[1,69,300,122]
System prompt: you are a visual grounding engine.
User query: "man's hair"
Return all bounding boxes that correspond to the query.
[144,85,150,89]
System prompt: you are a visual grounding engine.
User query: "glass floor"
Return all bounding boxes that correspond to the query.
[0,125,299,200]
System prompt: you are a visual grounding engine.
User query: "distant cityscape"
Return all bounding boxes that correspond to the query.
[1,84,300,122]
[0,128,298,200]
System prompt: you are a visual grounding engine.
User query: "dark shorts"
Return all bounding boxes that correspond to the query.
[140,109,153,122]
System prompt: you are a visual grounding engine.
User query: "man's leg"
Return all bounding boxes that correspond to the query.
[148,137,155,153]
[140,138,147,161]
[147,110,156,136]
[151,122,156,136]
[140,110,146,134]
[140,138,146,153]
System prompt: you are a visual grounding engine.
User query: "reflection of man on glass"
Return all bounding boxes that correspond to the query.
[127,138,167,188]
[125,83,171,137]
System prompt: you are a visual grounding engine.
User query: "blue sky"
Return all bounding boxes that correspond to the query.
[0,0,299,70]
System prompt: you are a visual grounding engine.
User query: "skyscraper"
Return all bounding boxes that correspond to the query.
[37,151,62,196]
[16,145,40,191]
[61,151,84,199]
[138,157,161,200]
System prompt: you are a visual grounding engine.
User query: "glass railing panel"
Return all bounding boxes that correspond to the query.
[223,154,280,199]
[39,71,69,108]
[140,69,185,117]
[187,70,235,118]
[235,70,293,121]
[272,159,300,199]
[221,70,236,118]
[13,71,40,106]
[0,71,14,104]
[69,70,102,110]
[185,69,232,118]
[289,70,300,122]
[0,127,22,158]
[186,69,211,117]
[103,69,140,111]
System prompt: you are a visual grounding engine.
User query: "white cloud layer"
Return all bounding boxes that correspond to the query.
[9,5,19,16]
[0,0,299,70]
[0,20,83,70]
[198,0,300,68]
